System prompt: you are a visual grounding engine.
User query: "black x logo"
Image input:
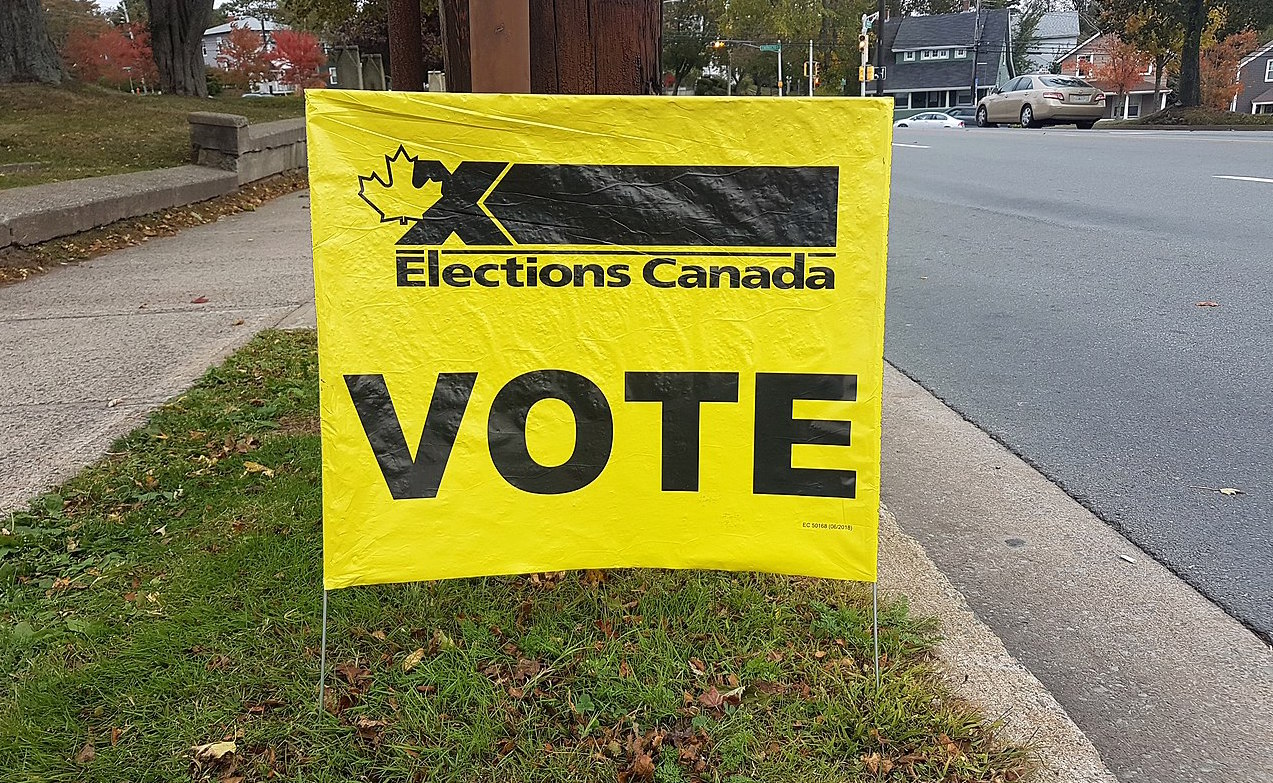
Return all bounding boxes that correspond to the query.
[397,160,511,246]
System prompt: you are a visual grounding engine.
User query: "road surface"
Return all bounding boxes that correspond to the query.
[887,126,1273,641]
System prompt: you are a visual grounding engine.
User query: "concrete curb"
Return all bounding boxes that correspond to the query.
[877,507,1117,783]
[1097,123,1273,131]
[0,114,305,250]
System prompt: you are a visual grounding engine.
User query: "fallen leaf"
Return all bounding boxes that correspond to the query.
[402,647,425,672]
[75,740,95,765]
[618,660,632,678]
[153,525,167,536]
[1219,487,1243,496]
[106,398,123,408]
[688,657,706,675]
[191,296,209,304]
[232,319,245,326]
[631,752,656,779]
[354,716,386,741]
[371,630,387,641]
[1195,301,1219,307]
[242,461,274,478]
[110,727,123,746]
[191,740,236,761]
[697,686,724,709]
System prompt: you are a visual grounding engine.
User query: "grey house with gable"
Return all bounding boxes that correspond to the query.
[1232,41,1273,114]
[879,9,1013,115]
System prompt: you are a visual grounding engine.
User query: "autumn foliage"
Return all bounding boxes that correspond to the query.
[1201,29,1257,111]
[1089,37,1147,100]
[216,26,273,90]
[62,23,156,89]
[271,29,326,91]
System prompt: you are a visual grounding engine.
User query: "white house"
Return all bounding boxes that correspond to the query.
[201,16,291,94]
[1022,10,1080,71]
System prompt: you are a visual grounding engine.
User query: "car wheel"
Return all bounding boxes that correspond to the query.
[897,123,909,128]
[976,107,995,128]
[1020,105,1037,128]
[1076,120,1096,130]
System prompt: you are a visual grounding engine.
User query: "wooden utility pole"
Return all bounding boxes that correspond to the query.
[437,0,661,95]
[388,0,425,90]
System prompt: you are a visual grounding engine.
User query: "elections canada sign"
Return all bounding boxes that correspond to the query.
[307,92,892,589]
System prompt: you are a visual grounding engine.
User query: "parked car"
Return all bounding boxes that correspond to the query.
[894,112,966,129]
[976,75,1105,129]
[945,106,978,123]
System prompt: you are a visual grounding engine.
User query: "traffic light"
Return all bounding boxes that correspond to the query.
[858,33,869,57]
[858,65,867,81]
[866,65,876,82]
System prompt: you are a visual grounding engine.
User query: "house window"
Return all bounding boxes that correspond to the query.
[201,45,207,56]
[954,48,967,58]
[920,49,949,60]
[1266,59,1273,82]
[902,51,916,62]
[1076,54,1093,77]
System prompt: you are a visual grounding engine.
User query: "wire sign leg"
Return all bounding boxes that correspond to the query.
[872,581,881,691]
[318,589,329,714]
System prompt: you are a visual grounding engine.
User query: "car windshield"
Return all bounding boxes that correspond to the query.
[1042,76,1092,89]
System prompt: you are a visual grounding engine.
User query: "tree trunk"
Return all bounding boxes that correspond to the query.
[147,0,213,96]
[1153,54,1165,110]
[0,0,63,85]
[1177,0,1204,107]
[388,0,425,90]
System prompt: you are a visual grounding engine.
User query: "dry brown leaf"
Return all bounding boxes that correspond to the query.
[371,630,387,641]
[697,686,724,709]
[109,727,123,746]
[1196,301,1220,307]
[75,740,95,765]
[631,752,656,779]
[688,657,705,675]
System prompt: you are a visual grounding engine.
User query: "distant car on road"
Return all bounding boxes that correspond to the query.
[894,112,966,129]
[976,75,1105,129]
[945,106,978,124]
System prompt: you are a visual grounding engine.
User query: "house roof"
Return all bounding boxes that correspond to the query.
[1250,86,1273,105]
[892,9,1010,51]
[203,17,286,37]
[1239,40,1273,69]
[1056,32,1103,62]
[1035,11,1079,41]
[882,9,1010,92]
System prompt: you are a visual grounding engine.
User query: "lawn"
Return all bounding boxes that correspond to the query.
[0,331,1033,782]
[0,82,305,189]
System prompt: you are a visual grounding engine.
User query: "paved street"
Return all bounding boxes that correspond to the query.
[885,127,1273,782]
[887,127,1273,640]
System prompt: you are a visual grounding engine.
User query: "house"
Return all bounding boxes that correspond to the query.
[879,8,1013,113]
[1023,10,1080,71]
[1231,40,1273,114]
[201,16,291,94]
[1057,33,1168,119]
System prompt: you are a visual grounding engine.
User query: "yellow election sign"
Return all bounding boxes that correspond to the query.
[307,91,892,590]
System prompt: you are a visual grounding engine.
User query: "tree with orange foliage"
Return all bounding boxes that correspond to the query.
[1200,28,1256,110]
[271,29,327,91]
[216,25,272,90]
[62,22,155,89]
[1089,37,1148,116]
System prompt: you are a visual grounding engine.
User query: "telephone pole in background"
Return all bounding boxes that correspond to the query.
[388,0,425,90]
[434,0,660,94]
[874,0,885,95]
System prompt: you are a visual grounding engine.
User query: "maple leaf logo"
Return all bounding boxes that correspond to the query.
[358,146,444,224]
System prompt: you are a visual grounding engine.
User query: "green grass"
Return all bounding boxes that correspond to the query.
[0,82,304,189]
[0,332,1032,782]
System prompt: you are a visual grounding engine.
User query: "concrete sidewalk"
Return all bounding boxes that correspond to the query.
[0,191,315,512]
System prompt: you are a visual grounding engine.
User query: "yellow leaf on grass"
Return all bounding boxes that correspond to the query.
[192,740,236,760]
[243,461,274,478]
[402,647,425,672]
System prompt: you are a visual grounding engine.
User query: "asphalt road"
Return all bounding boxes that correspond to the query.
[886,127,1273,642]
